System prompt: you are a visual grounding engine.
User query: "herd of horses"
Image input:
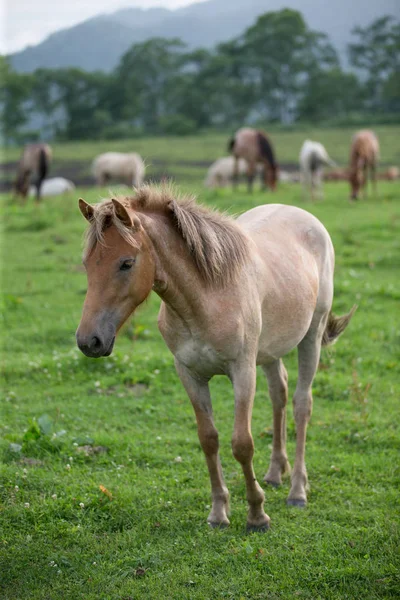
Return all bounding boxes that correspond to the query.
[11,127,387,531]
[14,128,385,204]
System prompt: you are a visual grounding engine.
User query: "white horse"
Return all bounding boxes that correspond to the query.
[205,157,253,188]
[29,177,75,198]
[92,152,145,188]
[299,140,335,200]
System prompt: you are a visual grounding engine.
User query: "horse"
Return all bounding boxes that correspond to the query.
[299,140,335,200]
[76,186,356,532]
[229,128,278,192]
[204,156,260,188]
[92,152,145,188]
[349,130,379,201]
[28,177,75,198]
[15,143,52,202]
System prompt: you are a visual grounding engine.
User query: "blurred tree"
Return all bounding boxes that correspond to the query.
[382,71,400,112]
[0,57,33,143]
[31,68,113,139]
[298,68,362,122]
[348,16,400,110]
[3,10,399,143]
[116,38,186,131]
[240,9,339,123]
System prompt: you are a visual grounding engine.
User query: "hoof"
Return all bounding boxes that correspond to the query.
[264,479,280,489]
[246,521,270,534]
[208,521,229,530]
[286,498,306,508]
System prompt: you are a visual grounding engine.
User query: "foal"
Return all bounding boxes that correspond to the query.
[76,186,355,531]
[15,143,52,202]
[229,128,278,192]
[349,130,379,200]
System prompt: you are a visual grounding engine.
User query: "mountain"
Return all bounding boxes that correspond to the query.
[9,0,399,73]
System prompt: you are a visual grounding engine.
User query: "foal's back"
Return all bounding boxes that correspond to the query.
[237,204,334,360]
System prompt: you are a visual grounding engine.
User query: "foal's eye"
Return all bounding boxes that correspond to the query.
[120,259,135,271]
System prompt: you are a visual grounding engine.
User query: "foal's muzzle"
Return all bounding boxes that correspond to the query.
[76,332,115,358]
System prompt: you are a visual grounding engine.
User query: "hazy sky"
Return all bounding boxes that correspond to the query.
[2,0,197,54]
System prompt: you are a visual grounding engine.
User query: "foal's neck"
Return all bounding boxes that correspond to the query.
[140,211,213,320]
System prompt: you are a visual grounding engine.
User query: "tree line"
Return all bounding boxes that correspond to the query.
[1,9,399,144]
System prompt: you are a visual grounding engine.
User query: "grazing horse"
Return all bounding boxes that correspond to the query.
[15,143,52,202]
[28,177,75,198]
[76,186,355,531]
[92,152,145,188]
[349,130,379,200]
[204,156,261,188]
[229,128,278,192]
[299,140,335,200]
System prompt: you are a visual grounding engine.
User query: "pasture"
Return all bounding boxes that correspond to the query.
[1,131,400,599]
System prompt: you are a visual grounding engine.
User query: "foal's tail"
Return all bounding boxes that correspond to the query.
[322,305,357,347]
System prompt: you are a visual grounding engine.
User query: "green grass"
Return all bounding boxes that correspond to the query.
[2,124,400,165]
[1,157,400,599]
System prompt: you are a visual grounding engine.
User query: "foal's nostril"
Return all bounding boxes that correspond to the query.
[90,336,102,351]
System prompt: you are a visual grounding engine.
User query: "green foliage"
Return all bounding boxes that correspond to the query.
[158,115,198,136]
[0,132,399,598]
[348,16,400,111]
[0,57,33,143]
[2,11,399,144]
[298,69,362,121]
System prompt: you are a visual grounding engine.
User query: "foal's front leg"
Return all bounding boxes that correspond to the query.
[175,360,230,527]
[231,362,270,531]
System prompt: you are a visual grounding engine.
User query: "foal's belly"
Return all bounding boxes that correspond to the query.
[256,294,316,362]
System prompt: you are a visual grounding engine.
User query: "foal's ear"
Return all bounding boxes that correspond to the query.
[112,198,140,231]
[79,198,94,222]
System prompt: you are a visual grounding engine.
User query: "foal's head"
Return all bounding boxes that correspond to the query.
[76,198,155,358]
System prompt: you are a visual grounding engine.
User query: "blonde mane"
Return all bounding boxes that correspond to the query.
[83,185,250,286]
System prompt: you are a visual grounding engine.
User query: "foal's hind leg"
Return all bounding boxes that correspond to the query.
[262,360,291,487]
[288,315,327,507]
[175,360,230,527]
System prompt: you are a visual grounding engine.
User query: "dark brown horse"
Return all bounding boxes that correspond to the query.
[229,128,278,192]
[15,143,52,202]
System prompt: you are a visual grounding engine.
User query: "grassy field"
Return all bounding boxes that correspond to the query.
[2,124,400,166]
[1,142,400,599]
